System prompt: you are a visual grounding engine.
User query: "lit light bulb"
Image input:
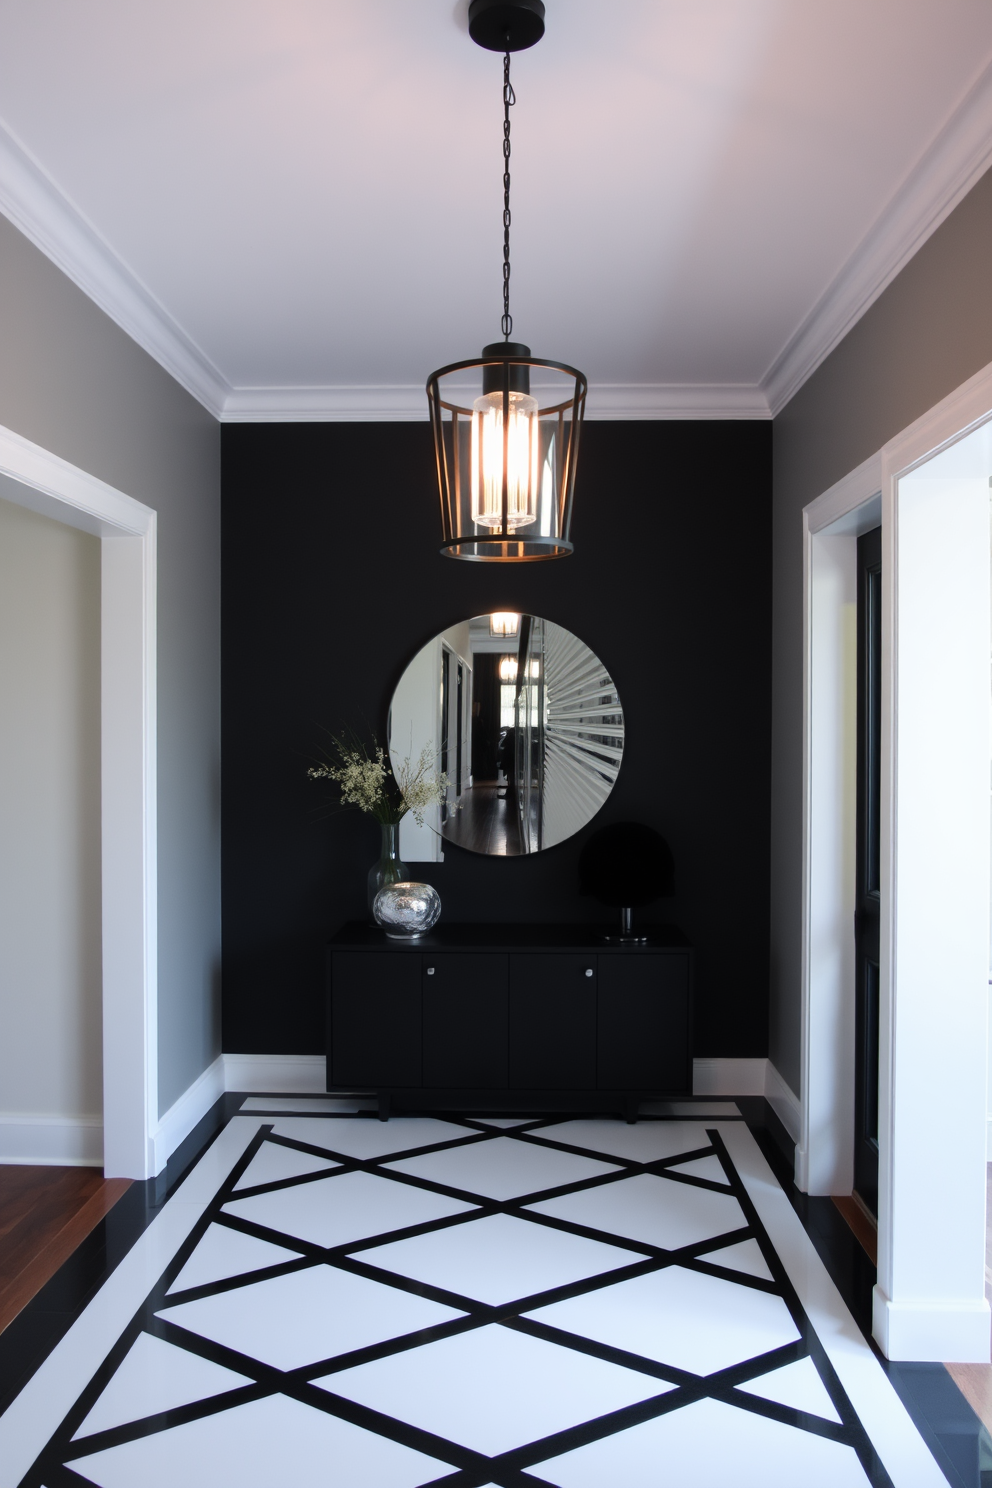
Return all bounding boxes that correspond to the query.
[499,656,540,682]
[471,390,539,529]
[490,612,520,637]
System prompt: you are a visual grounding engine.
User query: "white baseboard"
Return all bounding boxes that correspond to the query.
[765,1061,802,1144]
[0,1053,805,1172]
[872,1285,992,1362]
[692,1058,766,1096]
[149,1054,225,1174]
[222,1053,327,1094]
[148,1052,326,1175]
[0,1112,103,1166]
[692,1058,801,1150]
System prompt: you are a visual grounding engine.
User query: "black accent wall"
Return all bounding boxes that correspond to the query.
[221,421,772,1059]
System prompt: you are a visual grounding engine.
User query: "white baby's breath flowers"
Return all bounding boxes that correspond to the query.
[394,743,448,826]
[308,734,449,826]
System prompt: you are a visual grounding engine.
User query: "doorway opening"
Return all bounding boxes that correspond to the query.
[0,426,157,1180]
[802,361,992,1360]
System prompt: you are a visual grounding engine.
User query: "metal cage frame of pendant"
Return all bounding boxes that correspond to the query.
[426,352,587,562]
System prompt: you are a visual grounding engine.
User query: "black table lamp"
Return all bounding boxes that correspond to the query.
[578,822,675,944]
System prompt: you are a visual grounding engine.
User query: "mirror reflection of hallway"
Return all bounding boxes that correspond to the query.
[389,614,624,859]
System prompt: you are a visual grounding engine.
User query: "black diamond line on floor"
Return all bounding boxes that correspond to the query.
[18,1118,895,1488]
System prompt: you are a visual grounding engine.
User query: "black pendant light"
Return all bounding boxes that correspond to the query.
[427,0,587,562]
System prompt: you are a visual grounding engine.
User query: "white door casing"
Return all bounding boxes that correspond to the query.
[801,360,992,1360]
[0,424,156,1179]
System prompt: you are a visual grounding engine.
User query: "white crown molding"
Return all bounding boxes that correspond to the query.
[219,381,771,422]
[4,55,991,425]
[763,57,992,416]
[221,384,429,422]
[584,384,770,420]
[0,116,229,417]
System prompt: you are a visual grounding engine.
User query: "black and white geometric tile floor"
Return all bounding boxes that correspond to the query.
[0,1101,953,1486]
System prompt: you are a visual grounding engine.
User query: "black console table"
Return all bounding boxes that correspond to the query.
[326,922,693,1120]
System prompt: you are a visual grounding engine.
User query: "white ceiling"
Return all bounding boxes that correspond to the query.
[0,0,991,419]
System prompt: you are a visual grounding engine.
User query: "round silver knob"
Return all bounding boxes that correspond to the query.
[585,968,593,977]
[426,967,435,975]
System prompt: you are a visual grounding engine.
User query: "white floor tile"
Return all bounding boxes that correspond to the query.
[0,1115,951,1488]
[267,1116,471,1160]
[537,1396,873,1487]
[320,1323,669,1456]
[167,1223,302,1295]
[737,1356,842,1422]
[384,1136,621,1200]
[233,1141,339,1191]
[704,1237,773,1281]
[716,1122,950,1487]
[67,1392,450,1488]
[665,1155,730,1185]
[72,1333,250,1440]
[540,1120,717,1164]
[239,1099,374,1113]
[0,1119,264,1488]
[222,1169,476,1249]
[366,1212,640,1305]
[159,1263,464,1370]
[526,1264,800,1375]
[527,1173,746,1252]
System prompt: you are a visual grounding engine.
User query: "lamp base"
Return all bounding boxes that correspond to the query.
[598,906,649,945]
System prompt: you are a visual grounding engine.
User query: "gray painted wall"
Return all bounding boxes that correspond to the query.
[0,214,221,1117]
[770,168,992,1092]
[0,498,102,1129]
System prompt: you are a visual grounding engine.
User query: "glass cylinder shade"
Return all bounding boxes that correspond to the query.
[427,349,586,561]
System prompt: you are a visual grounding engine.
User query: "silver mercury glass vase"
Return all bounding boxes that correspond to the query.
[373,881,441,939]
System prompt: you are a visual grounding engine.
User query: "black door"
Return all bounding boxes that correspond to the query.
[854,526,881,1214]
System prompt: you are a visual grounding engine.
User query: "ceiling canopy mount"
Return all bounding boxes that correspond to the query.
[467,0,546,53]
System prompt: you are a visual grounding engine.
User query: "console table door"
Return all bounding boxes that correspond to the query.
[422,953,509,1087]
[597,955,690,1091]
[509,954,597,1088]
[330,952,422,1087]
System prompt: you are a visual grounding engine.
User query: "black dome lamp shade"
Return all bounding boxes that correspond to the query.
[578,823,676,944]
[427,0,587,562]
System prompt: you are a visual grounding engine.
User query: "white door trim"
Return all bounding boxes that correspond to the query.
[799,454,881,1197]
[0,424,157,1179]
[801,358,992,1359]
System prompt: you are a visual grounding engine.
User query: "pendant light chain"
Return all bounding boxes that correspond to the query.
[501,48,515,340]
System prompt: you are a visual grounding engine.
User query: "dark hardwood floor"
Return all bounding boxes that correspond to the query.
[442,781,523,856]
[0,1166,130,1334]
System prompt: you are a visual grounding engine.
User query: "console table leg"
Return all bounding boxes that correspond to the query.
[624,1096,639,1125]
[377,1092,391,1122]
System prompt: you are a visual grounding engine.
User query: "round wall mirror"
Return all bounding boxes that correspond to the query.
[388,613,624,858]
